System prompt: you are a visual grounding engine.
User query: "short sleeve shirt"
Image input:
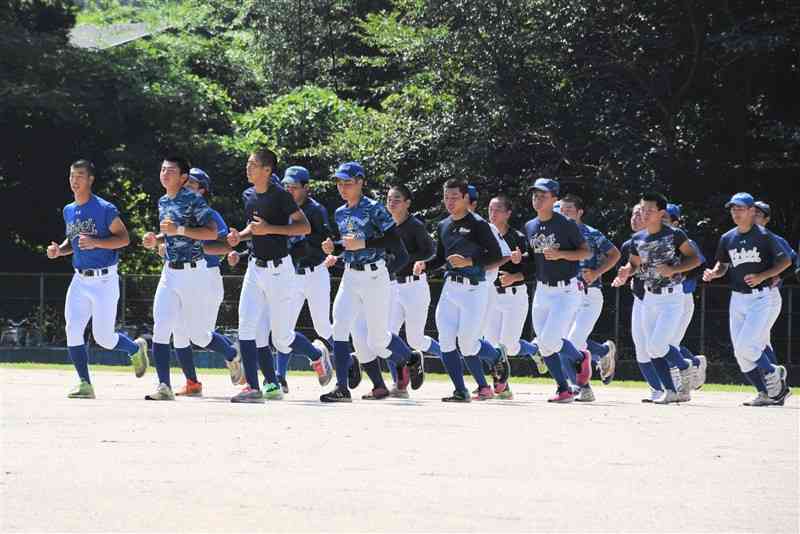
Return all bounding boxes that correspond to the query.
[242,184,300,261]
[629,226,688,292]
[524,212,586,284]
[159,187,212,263]
[64,195,120,270]
[334,196,395,266]
[716,225,787,293]
[578,223,615,289]
[203,209,229,268]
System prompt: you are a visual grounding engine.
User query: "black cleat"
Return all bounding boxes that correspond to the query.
[348,353,362,389]
[320,385,352,403]
[408,350,425,390]
[277,375,289,394]
[442,389,471,403]
[493,345,511,388]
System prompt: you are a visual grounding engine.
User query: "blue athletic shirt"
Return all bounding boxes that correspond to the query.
[334,195,395,266]
[578,223,615,289]
[524,212,586,284]
[716,225,788,293]
[629,225,689,292]
[682,238,706,294]
[64,194,120,270]
[159,187,213,263]
[203,208,229,268]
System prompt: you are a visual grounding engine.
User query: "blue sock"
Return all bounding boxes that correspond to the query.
[113,334,139,355]
[529,340,539,355]
[363,359,386,389]
[276,352,291,378]
[560,354,578,385]
[651,358,676,392]
[333,341,351,388]
[386,334,412,366]
[543,354,569,392]
[175,346,196,382]
[679,346,701,367]
[238,340,260,389]
[476,339,500,365]
[258,346,277,384]
[755,349,776,373]
[68,345,91,384]
[587,339,609,362]
[664,345,689,370]
[463,355,488,388]
[152,342,171,387]
[441,350,467,392]
[744,369,768,393]
[206,332,236,361]
[387,358,398,383]
[426,338,442,358]
[516,339,537,357]
[638,361,663,391]
[559,339,584,365]
[290,332,321,360]
[763,346,777,365]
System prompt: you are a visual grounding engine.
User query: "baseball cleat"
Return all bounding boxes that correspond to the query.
[599,340,616,385]
[310,340,333,386]
[395,363,411,391]
[320,385,352,403]
[262,382,284,400]
[408,350,425,390]
[493,344,511,391]
[641,389,663,403]
[678,366,696,400]
[145,383,175,401]
[765,365,787,400]
[495,383,514,400]
[743,392,776,407]
[277,375,289,394]
[575,384,595,402]
[547,389,575,403]
[654,390,680,404]
[773,386,792,406]
[226,346,244,386]
[442,389,471,403]
[67,380,95,399]
[175,379,202,397]
[576,350,592,386]
[362,386,390,400]
[472,385,494,401]
[531,351,548,375]
[694,355,708,390]
[348,353,362,389]
[230,386,264,404]
[131,337,149,378]
[389,386,410,399]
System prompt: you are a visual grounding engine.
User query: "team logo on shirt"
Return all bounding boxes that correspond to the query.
[340,214,370,239]
[530,233,560,253]
[458,227,472,236]
[729,247,761,267]
[66,219,97,241]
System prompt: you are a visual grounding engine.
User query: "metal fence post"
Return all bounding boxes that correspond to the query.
[613,286,620,352]
[699,284,706,355]
[39,273,45,327]
[120,273,126,325]
[787,286,793,365]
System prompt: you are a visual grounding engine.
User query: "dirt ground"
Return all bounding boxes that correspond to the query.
[1,368,798,533]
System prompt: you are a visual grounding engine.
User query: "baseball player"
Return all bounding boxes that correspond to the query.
[221,148,332,403]
[46,160,148,399]
[558,194,621,401]
[703,193,791,406]
[141,156,239,401]
[523,178,592,403]
[753,200,798,371]
[614,192,701,404]
[415,178,505,402]
[483,194,538,400]
[318,162,423,402]
[383,183,441,399]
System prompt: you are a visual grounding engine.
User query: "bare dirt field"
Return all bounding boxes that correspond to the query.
[1,367,798,533]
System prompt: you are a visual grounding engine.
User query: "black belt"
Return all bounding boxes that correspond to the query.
[540,278,574,288]
[496,285,524,294]
[77,267,110,277]
[296,263,323,275]
[734,286,772,295]
[397,275,422,284]
[647,286,678,295]
[349,262,380,272]
[167,260,199,270]
[253,257,283,268]
[448,275,479,286]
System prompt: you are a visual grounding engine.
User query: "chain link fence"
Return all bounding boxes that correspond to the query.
[0,272,796,365]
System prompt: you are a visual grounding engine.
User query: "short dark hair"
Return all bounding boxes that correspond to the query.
[163,155,191,175]
[561,193,584,211]
[491,195,512,211]
[641,191,668,211]
[443,178,469,195]
[252,147,278,170]
[389,183,413,201]
[70,159,95,177]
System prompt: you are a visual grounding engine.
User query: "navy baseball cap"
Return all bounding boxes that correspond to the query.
[725,192,754,208]
[467,185,478,202]
[188,168,211,193]
[333,162,365,180]
[666,203,681,221]
[283,166,310,185]
[530,178,559,195]
[754,201,771,217]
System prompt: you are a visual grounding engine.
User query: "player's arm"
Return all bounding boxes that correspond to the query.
[743,235,791,287]
[381,228,410,274]
[46,238,73,258]
[416,225,446,274]
[544,240,591,261]
[702,261,730,282]
[203,240,233,255]
[409,223,436,264]
[450,220,502,269]
[656,240,701,277]
[613,253,641,287]
[251,209,311,236]
[76,217,130,251]
[160,217,218,241]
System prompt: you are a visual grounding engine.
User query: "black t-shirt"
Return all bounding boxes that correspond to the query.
[495,226,533,288]
[524,212,585,284]
[289,197,330,269]
[716,225,787,293]
[242,184,300,261]
[394,215,436,278]
[428,211,502,282]
[620,238,645,300]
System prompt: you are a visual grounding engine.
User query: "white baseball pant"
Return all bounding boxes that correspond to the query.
[631,297,649,363]
[152,259,217,346]
[65,265,122,348]
[173,265,224,349]
[766,287,782,350]
[567,286,604,351]
[237,257,297,353]
[531,279,581,356]
[483,285,529,355]
[435,278,490,355]
[389,275,435,353]
[729,287,774,373]
[670,292,695,347]
[286,264,333,341]
[641,288,684,359]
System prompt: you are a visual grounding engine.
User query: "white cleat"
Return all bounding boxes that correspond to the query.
[694,355,707,390]
[226,344,244,386]
[654,390,680,404]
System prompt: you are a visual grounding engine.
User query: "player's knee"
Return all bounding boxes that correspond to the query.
[634,350,651,364]
[358,351,378,364]
[92,329,119,350]
[189,330,212,349]
[65,324,85,347]
[456,335,480,357]
[271,332,294,354]
[367,331,391,354]
[537,332,562,356]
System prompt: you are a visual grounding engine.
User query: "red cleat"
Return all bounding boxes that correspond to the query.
[576,350,593,386]
[547,389,575,403]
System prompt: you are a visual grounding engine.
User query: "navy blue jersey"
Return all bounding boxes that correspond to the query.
[630,226,688,292]
[429,212,503,282]
[159,187,213,263]
[288,196,330,269]
[394,215,436,278]
[203,209,229,268]
[716,225,788,293]
[495,226,533,288]
[334,196,395,266]
[620,238,645,300]
[63,194,120,270]
[243,183,300,261]
[578,223,615,289]
[524,212,586,284]
[681,238,705,294]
